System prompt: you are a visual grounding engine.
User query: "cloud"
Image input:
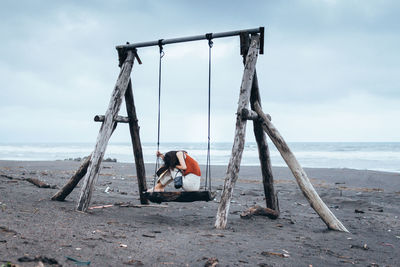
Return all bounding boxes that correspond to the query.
[264,91,400,142]
[0,0,399,143]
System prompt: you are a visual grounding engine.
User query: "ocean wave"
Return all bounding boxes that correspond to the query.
[1,142,399,173]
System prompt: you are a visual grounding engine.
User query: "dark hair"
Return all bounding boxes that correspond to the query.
[163,151,179,169]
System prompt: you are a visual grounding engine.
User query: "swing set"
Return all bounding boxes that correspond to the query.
[144,34,216,204]
[52,27,348,232]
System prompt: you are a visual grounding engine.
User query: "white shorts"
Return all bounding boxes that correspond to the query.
[157,169,200,191]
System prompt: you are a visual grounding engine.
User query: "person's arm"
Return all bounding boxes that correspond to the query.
[156,151,164,160]
[175,151,187,171]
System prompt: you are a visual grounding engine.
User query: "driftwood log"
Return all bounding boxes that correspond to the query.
[240,205,279,219]
[76,51,135,212]
[215,35,260,229]
[254,101,349,232]
[27,178,54,188]
[51,155,91,201]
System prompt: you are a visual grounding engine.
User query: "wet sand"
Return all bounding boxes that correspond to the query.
[1,160,399,266]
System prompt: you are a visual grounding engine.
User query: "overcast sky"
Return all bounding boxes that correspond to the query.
[1,0,399,144]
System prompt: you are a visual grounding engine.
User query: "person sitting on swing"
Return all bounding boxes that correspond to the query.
[150,150,201,192]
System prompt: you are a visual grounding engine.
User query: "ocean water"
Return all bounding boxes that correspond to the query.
[0,142,399,173]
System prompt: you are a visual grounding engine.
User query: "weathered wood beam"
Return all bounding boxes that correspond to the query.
[76,51,135,212]
[51,155,91,201]
[250,72,279,213]
[241,31,279,214]
[125,79,148,204]
[253,101,349,232]
[240,108,258,120]
[240,108,271,121]
[52,123,119,201]
[215,34,260,229]
[94,115,130,123]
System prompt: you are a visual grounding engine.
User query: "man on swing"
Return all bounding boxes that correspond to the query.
[149,150,201,192]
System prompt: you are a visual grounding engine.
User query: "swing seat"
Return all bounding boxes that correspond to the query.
[143,191,216,204]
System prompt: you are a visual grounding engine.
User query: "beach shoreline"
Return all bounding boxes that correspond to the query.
[1,160,399,266]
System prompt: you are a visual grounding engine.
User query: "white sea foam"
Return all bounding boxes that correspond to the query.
[1,142,399,173]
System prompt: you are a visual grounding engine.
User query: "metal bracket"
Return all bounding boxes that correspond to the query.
[117,42,142,67]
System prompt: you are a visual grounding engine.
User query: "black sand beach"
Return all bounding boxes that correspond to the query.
[1,160,399,266]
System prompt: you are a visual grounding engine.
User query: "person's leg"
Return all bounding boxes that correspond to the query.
[149,169,173,192]
[153,182,164,191]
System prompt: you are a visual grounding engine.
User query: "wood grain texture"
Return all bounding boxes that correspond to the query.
[53,124,118,201]
[250,72,279,213]
[76,51,135,212]
[125,79,148,204]
[254,101,349,232]
[241,32,278,214]
[240,108,271,121]
[94,115,130,123]
[215,35,260,229]
[51,155,91,201]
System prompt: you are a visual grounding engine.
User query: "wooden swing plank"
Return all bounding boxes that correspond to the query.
[143,191,216,204]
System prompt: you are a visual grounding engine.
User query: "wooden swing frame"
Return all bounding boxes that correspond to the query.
[52,27,348,232]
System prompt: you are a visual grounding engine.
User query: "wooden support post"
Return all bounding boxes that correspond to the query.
[254,102,349,232]
[242,31,279,214]
[125,79,148,204]
[240,108,258,120]
[94,115,130,123]
[250,72,279,213]
[51,155,91,201]
[215,34,260,229]
[240,108,271,121]
[76,51,135,212]
[52,123,119,201]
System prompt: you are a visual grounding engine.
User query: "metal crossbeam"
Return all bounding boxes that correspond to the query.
[116,27,264,54]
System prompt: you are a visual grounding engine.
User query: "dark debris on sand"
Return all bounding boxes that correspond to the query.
[0,160,399,266]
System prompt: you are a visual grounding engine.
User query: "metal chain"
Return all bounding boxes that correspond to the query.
[205,34,213,191]
[154,40,164,188]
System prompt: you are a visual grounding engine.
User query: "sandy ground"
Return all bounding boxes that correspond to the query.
[0,160,399,266]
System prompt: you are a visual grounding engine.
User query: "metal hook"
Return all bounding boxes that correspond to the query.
[205,33,213,48]
[158,39,165,58]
